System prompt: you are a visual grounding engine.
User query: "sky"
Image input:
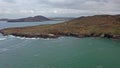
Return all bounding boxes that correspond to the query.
[0,0,120,18]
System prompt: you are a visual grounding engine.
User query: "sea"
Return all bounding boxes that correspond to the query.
[0,21,120,68]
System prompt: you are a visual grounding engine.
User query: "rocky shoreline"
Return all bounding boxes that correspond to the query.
[0,30,120,39]
[0,15,120,39]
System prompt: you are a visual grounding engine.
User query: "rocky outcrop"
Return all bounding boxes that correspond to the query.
[7,15,50,22]
[0,29,120,39]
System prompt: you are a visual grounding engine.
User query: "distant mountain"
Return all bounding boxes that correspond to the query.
[0,18,9,21]
[7,15,50,22]
[1,14,120,39]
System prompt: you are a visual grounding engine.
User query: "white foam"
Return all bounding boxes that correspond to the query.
[0,38,6,40]
[19,37,39,40]
[7,35,39,40]
[7,35,15,38]
[6,35,63,40]
[42,38,51,40]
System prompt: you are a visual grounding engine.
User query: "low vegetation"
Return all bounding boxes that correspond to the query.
[0,15,120,39]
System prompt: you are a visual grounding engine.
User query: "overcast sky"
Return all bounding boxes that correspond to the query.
[0,0,120,18]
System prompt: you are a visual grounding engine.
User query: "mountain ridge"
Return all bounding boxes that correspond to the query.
[7,15,50,22]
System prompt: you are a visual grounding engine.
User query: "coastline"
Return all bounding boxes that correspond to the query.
[0,30,120,39]
[0,14,120,39]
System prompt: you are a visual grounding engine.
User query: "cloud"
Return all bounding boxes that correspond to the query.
[1,0,16,3]
[0,0,120,18]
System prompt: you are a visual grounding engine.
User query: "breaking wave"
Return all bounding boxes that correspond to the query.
[7,35,39,40]
[0,38,6,41]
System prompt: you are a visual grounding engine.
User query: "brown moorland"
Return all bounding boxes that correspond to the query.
[0,15,120,39]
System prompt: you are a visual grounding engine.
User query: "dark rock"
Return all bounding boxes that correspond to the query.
[104,34,113,38]
[112,35,120,39]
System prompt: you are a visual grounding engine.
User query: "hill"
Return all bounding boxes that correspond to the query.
[0,18,9,21]
[7,15,50,22]
[50,17,75,21]
[0,15,120,39]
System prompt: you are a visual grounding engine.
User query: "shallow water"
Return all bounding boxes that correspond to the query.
[0,21,120,68]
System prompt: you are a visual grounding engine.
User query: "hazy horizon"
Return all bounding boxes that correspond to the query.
[0,0,120,18]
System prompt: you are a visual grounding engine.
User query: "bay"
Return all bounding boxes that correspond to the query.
[0,21,120,68]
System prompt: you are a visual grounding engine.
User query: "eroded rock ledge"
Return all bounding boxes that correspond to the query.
[0,30,120,39]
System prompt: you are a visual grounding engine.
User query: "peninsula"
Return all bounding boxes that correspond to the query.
[7,15,50,22]
[0,18,9,21]
[0,15,120,39]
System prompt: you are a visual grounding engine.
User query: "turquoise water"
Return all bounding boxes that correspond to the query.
[0,21,120,68]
